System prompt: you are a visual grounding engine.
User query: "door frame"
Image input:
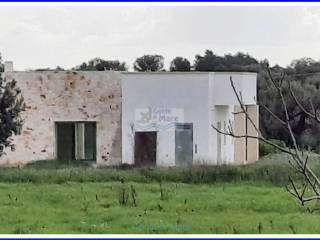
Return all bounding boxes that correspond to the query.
[54,121,97,163]
[134,130,158,167]
[55,122,75,163]
[175,123,193,166]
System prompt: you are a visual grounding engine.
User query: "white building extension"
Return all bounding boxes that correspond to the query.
[122,72,258,167]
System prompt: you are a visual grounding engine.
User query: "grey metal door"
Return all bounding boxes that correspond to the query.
[175,123,193,166]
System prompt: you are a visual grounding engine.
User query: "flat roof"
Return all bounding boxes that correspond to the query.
[5,70,257,76]
[122,71,257,76]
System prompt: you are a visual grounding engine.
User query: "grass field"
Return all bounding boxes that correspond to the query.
[0,181,319,234]
[0,153,319,234]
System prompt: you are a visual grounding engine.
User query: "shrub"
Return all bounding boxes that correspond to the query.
[259,139,287,156]
[0,152,317,186]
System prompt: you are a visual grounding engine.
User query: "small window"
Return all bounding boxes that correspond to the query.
[56,122,96,163]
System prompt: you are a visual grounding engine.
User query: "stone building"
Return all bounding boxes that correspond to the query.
[3,69,121,166]
[2,63,258,167]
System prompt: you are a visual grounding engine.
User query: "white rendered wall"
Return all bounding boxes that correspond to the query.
[211,72,257,106]
[211,105,235,164]
[208,72,257,164]
[208,79,235,166]
[122,73,210,166]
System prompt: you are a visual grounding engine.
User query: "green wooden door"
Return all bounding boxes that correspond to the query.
[56,122,75,162]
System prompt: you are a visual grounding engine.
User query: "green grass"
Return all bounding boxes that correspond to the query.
[0,152,318,186]
[0,152,318,233]
[0,181,319,234]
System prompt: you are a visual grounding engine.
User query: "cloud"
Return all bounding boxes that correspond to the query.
[302,6,320,37]
[0,5,320,70]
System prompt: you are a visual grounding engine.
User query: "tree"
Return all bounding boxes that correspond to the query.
[0,53,3,72]
[78,62,88,71]
[133,55,164,72]
[55,66,64,71]
[0,57,25,156]
[194,50,225,71]
[95,60,126,71]
[75,58,127,71]
[170,57,191,72]
[224,52,259,66]
[212,65,320,207]
[194,50,259,72]
[289,57,320,74]
[258,59,320,151]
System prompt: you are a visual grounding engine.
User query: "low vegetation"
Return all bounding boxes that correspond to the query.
[259,139,287,157]
[0,152,317,233]
[0,152,317,186]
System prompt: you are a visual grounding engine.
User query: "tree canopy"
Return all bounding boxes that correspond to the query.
[194,50,259,72]
[0,56,25,156]
[76,58,127,71]
[258,60,320,151]
[133,55,164,72]
[170,57,191,72]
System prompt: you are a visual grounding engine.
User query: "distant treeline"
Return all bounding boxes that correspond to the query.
[74,51,320,152]
[74,50,261,72]
[5,50,320,152]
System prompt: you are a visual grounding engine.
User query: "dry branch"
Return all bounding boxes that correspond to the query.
[211,67,320,206]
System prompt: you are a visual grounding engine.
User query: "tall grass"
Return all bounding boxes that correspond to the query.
[0,153,318,185]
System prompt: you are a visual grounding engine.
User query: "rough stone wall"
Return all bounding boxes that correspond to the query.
[2,71,121,166]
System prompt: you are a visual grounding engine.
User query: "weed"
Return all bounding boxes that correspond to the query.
[289,224,297,234]
[258,222,263,234]
[159,180,169,200]
[117,181,138,207]
[118,184,129,206]
[12,226,29,234]
[130,185,138,207]
[232,226,239,234]
[81,201,90,213]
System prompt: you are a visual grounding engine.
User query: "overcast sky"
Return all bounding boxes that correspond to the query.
[1,4,320,70]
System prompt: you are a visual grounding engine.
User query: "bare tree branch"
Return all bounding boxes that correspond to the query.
[211,123,292,155]
[261,105,286,126]
[229,76,261,135]
[211,66,320,207]
[288,80,320,123]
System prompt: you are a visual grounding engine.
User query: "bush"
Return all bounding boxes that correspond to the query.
[0,152,317,186]
[259,139,287,156]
